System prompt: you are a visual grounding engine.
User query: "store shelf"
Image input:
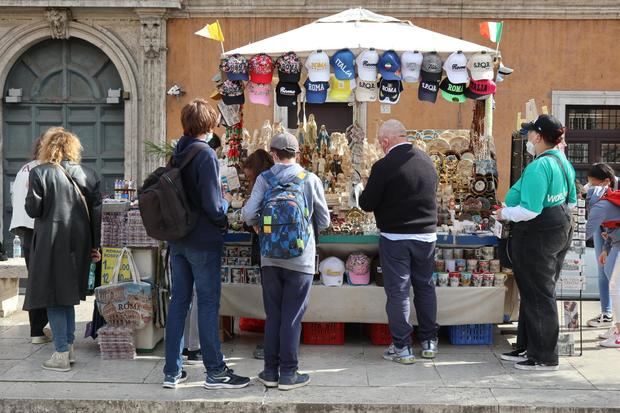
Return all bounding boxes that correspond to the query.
[318,235,379,244]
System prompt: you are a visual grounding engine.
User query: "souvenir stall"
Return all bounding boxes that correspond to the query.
[205,8,516,343]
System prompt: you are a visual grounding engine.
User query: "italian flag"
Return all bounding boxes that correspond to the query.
[479,21,503,43]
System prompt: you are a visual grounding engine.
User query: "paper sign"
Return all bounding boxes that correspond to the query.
[492,220,504,238]
[558,275,586,291]
[101,247,132,285]
[219,162,240,191]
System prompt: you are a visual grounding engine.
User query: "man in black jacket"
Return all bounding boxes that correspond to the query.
[360,119,439,364]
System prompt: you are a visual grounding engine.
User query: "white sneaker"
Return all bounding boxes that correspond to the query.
[588,314,613,328]
[599,334,620,348]
[599,326,617,340]
[42,352,71,372]
[383,343,416,364]
[69,345,75,364]
[31,336,52,345]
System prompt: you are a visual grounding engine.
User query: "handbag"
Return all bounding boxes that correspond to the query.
[94,247,153,329]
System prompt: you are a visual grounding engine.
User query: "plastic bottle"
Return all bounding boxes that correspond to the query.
[13,236,21,258]
[87,262,96,293]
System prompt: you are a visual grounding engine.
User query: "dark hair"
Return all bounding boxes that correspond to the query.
[243,149,274,189]
[271,148,296,160]
[208,133,221,150]
[32,134,44,160]
[588,163,616,186]
[539,127,565,147]
[181,98,219,137]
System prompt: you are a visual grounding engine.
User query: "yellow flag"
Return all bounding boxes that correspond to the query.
[195,21,224,42]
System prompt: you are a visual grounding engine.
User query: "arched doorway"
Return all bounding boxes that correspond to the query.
[2,37,125,245]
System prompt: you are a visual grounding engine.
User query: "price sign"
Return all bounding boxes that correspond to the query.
[101,248,132,285]
[558,276,586,291]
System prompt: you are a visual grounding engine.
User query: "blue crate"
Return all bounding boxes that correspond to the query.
[448,324,494,345]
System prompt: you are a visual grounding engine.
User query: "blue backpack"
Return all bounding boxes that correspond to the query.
[259,169,311,259]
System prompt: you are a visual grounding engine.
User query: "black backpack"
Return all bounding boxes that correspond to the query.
[138,145,203,241]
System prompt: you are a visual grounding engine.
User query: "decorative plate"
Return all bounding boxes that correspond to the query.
[427,138,451,154]
[460,151,475,161]
[449,136,470,153]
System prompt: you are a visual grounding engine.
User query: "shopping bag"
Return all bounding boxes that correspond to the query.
[94,247,153,329]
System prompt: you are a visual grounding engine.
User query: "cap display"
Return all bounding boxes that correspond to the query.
[465,79,496,100]
[219,80,245,105]
[521,114,564,136]
[439,78,466,103]
[328,75,355,102]
[378,78,403,105]
[304,79,330,104]
[346,252,371,286]
[421,52,443,82]
[319,256,345,287]
[305,50,330,82]
[378,50,402,81]
[330,48,356,80]
[249,54,274,84]
[276,52,302,83]
[275,81,301,107]
[467,52,494,81]
[418,80,439,103]
[355,49,379,81]
[270,131,299,153]
[443,51,469,84]
[219,54,249,81]
[355,78,378,102]
[401,51,423,83]
[247,82,271,106]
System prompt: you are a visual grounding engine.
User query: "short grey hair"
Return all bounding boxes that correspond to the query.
[378,119,407,140]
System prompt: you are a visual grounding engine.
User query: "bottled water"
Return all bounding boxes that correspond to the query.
[13,236,21,258]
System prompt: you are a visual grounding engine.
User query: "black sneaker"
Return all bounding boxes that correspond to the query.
[257,370,278,388]
[204,366,250,389]
[162,370,188,389]
[278,371,311,391]
[500,349,527,362]
[182,348,189,357]
[514,359,559,371]
[587,313,613,328]
[253,344,265,360]
[184,350,203,365]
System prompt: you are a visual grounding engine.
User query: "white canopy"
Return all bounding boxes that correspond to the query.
[223,8,494,58]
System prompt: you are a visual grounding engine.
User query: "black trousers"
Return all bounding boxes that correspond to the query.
[21,229,48,337]
[511,205,572,364]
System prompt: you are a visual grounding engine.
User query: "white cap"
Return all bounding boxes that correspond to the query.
[355,78,378,102]
[355,49,379,81]
[443,51,469,84]
[400,51,423,83]
[467,52,494,81]
[319,256,345,287]
[305,51,331,82]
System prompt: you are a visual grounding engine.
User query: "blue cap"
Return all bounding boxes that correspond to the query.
[304,79,330,104]
[378,50,402,81]
[330,48,355,80]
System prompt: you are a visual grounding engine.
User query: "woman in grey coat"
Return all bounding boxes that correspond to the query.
[24,127,102,372]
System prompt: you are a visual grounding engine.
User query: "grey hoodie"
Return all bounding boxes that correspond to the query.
[586,186,620,253]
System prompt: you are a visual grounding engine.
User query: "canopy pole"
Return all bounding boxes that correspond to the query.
[484,96,493,139]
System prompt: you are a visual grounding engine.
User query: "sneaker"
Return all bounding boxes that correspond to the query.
[500,349,527,362]
[69,344,75,364]
[31,335,52,345]
[599,333,620,348]
[253,344,265,360]
[278,371,311,391]
[204,366,250,389]
[383,343,416,364]
[162,370,188,389]
[257,370,279,388]
[183,350,202,365]
[514,359,559,371]
[42,352,71,372]
[421,339,438,359]
[599,326,618,340]
[587,314,613,328]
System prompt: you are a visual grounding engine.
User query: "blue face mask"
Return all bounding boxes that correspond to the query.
[205,132,213,143]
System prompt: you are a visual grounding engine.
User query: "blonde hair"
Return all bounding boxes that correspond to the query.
[38,127,82,164]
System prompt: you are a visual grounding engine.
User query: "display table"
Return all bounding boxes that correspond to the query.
[220,284,506,325]
[0,258,27,317]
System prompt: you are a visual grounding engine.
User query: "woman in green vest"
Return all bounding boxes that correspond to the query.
[496,114,576,371]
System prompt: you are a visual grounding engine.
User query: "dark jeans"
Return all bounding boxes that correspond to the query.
[21,228,48,337]
[261,266,313,377]
[379,237,438,347]
[511,204,572,364]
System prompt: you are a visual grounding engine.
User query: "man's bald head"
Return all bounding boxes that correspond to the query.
[378,119,408,154]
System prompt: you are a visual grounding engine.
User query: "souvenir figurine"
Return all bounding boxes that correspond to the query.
[312,153,319,174]
[306,114,318,148]
[317,124,330,152]
[296,123,305,146]
[317,156,326,176]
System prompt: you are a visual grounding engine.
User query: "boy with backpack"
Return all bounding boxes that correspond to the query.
[242,131,330,390]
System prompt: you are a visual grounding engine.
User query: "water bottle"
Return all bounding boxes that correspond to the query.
[13,236,21,258]
[87,262,96,294]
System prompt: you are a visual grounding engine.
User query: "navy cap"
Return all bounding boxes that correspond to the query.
[378,50,402,81]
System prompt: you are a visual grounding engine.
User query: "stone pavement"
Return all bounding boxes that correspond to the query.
[0,297,619,413]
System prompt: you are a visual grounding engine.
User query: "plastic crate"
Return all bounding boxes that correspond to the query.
[368,323,392,345]
[448,324,494,345]
[302,322,345,345]
[238,317,265,333]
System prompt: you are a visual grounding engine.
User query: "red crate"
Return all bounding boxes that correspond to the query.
[302,322,345,345]
[368,323,392,345]
[239,317,265,333]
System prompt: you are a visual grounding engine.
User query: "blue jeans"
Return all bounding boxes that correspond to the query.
[46,305,75,352]
[593,228,616,315]
[164,244,225,376]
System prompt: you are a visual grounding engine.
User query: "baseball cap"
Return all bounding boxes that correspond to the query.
[355,78,378,102]
[219,54,249,81]
[464,79,496,100]
[249,53,274,84]
[305,50,330,82]
[418,80,439,103]
[328,75,354,102]
[304,79,329,104]
[331,48,356,80]
[401,51,423,83]
[345,252,371,285]
[275,81,301,107]
[378,78,403,105]
[467,52,494,81]
[443,51,469,84]
[521,114,564,136]
[378,50,402,81]
[270,131,299,153]
[421,52,443,82]
[218,80,245,105]
[356,49,379,81]
[319,256,345,287]
[275,52,302,83]
[439,78,466,103]
[247,81,271,106]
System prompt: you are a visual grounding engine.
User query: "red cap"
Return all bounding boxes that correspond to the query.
[249,54,274,84]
